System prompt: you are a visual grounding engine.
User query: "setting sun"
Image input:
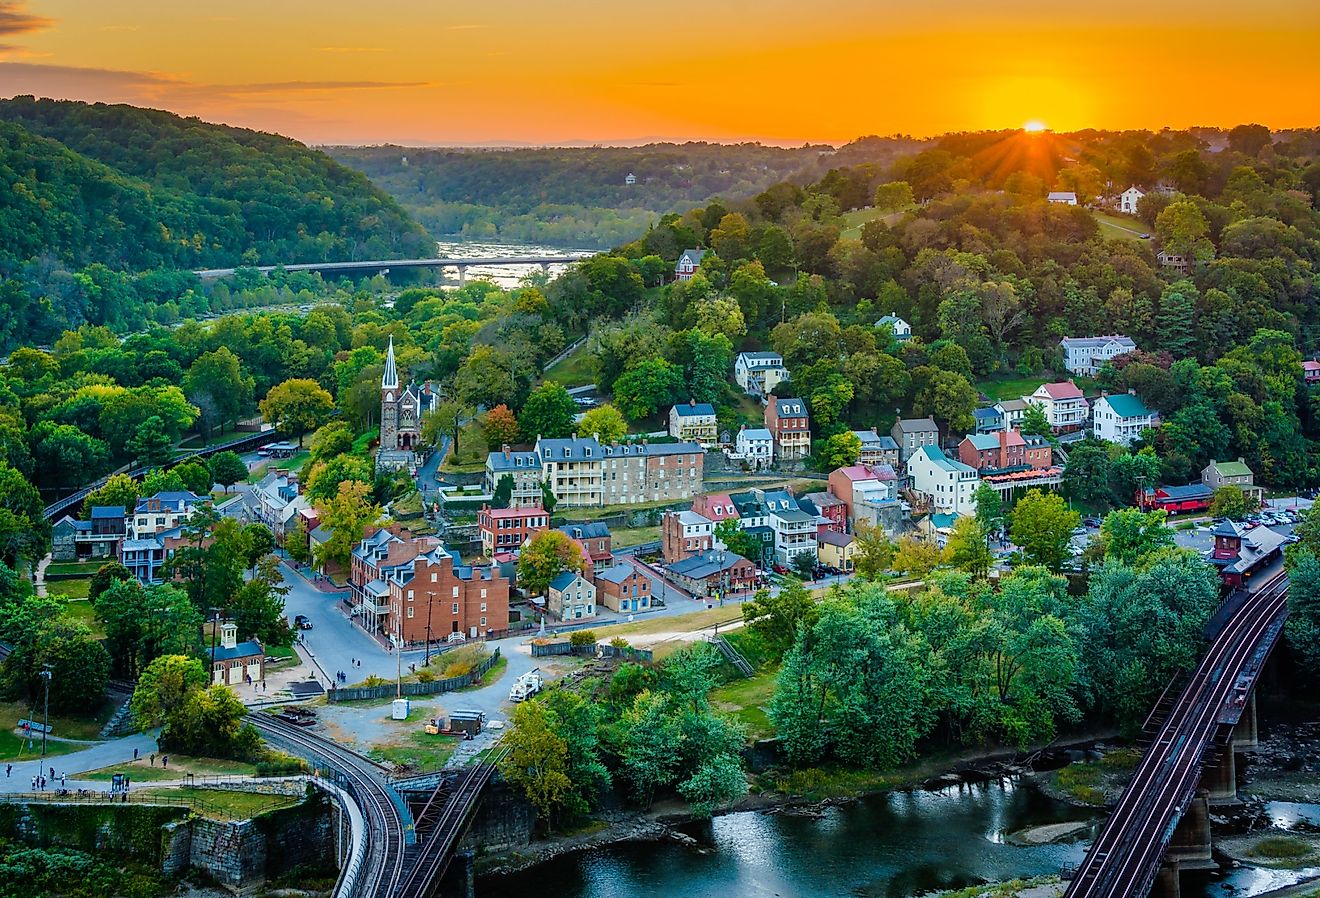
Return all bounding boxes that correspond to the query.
[1023,120,1048,133]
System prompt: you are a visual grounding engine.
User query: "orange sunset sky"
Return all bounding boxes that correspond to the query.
[1,0,1318,146]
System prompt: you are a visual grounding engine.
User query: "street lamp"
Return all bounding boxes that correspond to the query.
[38,667,51,758]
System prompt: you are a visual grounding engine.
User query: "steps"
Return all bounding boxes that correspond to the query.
[711,636,754,678]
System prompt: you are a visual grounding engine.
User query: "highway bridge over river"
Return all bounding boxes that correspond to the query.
[1063,568,1290,898]
[195,254,592,284]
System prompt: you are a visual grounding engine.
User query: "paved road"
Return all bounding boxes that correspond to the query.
[0,731,159,792]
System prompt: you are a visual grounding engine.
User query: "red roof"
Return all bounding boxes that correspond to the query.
[1304,361,1320,371]
[484,506,544,519]
[1040,381,1084,400]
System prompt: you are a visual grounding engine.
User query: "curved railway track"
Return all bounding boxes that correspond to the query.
[1064,570,1290,898]
[248,714,410,898]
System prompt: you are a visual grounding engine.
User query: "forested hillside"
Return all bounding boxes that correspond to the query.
[0,97,432,348]
[329,140,919,248]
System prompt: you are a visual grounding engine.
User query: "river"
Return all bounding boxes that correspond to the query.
[432,239,593,289]
[479,780,1320,898]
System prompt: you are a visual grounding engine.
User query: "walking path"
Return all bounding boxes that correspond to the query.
[0,731,158,794]
[33,553,51,598]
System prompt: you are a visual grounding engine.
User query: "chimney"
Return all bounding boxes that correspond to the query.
[689,398,696,407]
[871,426,878,435]
[502,444,511,459]
[221,620,238,650]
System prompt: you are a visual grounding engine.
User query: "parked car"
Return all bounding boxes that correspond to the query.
[294,615,312,630]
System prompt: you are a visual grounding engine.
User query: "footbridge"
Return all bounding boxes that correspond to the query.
[1062,569,1290,898]
[195,254,592,284]
[250,714,505,898]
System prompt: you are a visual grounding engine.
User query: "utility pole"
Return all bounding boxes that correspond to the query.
[395,605,403,699]
[208,610,220,680]
[39,667,51,758]
[424,592,434,667]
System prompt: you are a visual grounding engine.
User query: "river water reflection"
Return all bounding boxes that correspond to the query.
[482,779,1096,898]
[481,782,1320,898]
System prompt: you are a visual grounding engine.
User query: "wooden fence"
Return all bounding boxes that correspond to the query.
[326,648,501,703]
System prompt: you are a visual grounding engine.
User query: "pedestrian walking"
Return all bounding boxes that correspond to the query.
[60,774,65,788]
[133,748,139,761]
[162,755,168,769]
[150,753,156,767]
[5,763,10,777]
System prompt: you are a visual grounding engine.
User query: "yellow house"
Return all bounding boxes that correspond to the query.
[817,530,857,571]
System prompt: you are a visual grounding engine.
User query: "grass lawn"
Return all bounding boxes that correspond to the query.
[60,598,103,637]
[368,731,458,772]
[458,655,507,691]
[139,786,299,819]
[248,450,310,482]
[440,420,488,474]
[611,525,660,548]
[50,578,92,600]
[83,755,259,783]
[0,729,80,762]
[543,341,597,389]
[0,698,120,749]
[45,561,104,577]
[840,206,910,241]
[1089,210,1148,243]
[589,605,743,643]
[266,644,299,661]
[974,375,1046,402]
[711,667,778,739]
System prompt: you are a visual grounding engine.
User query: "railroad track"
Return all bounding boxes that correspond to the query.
[396,746,509,898]
[1064,570,1290,898]
[248,714,409,898]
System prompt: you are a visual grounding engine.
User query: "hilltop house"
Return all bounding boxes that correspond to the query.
[1047,191,1078,205]
[668,400,718,445]
[734,426,774,469]
[1025,382,1089,433]
[853,429,900,467]
[1157,250,1190,274]
[675,249,707,281]
[995,398,1030,432]
[907,446,979,516]
[734,352,789,396]
[1304,360,1320,384]
[764,396,811,461]
[1120,186,1145,215]
[1093,392,1156,446]
[1060,335,1137,376]
[624,172,636,185]
[891,417,941,466]
[875,313,912,341]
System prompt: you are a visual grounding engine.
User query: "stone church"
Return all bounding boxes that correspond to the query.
[377,337,440,470]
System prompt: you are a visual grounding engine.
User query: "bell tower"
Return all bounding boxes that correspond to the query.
[380,337,400,451]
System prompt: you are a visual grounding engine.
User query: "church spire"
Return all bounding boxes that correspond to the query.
[382,336,399,391]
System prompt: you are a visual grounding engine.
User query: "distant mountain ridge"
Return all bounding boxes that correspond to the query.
[0,96,433,270]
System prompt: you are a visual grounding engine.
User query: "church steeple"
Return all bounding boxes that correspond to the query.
[382,337,399,391]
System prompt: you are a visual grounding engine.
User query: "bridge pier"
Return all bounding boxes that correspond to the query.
[1232,692,1258,750]
[438,849,475,898]
[1167,789,1215,869]
[539,261,549,273]
[1154,859,1182,898]
[456,264,467,287]
[1203,748,1239,806]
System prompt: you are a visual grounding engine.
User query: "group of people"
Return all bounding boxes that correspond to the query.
[29,766,65,791]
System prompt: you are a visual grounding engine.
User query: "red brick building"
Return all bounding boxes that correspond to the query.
[801,491,847,535]
[386,546,510,644]
[957,429,1053,472]
[596,561,653,613]
[478,504,549,558]
[691,493,739,524]
[764,395,811,460]
[557,522,614,573]
[662,510,715,563]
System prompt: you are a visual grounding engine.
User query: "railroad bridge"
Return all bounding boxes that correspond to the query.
[1062,568,1290,898]
[250,714,509,898]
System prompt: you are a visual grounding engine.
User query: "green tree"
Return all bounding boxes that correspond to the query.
[1010,489,1080,570]
[315,480,381,569]
[305,454,374,503]
[612,359,685,421]
[818,431,862,470]
[88,561,132,604]
[1154,284,1196,358]
[209,451,248,493]
[0,463,50,568]
[184,347,253,437]
[127,415,175,467]
[714,518,761,564]
[1210,484,1255,519]
[517,530,585,597]
[973,482,1005,534]
[577,404,629,442]
[130,654,209,731]
[1097,508,1174,566]
[873,180,915,211]
[1063,440,1112,504]
[943,516,994,578]
[259,378,336,446]
[285,516,312,566]
[30,422,111,489]
[81,473,140,515]
[498,699,575,828]
[421,400,468,456]
[492,473,514,510]
[519,382,577,440]
[911,367,977,435]
[740,581,818,659]
[172,460,213,495]
[852,521,896,578]
[1155,200,1214,265]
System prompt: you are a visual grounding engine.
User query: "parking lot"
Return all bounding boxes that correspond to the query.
[1066,497,1312,560]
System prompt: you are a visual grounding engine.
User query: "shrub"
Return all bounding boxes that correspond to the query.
[362,675,387,688]
[610,637,630,649]
[416,669,436,683]
[1252,836,1311,859]
[569,630,597,648]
